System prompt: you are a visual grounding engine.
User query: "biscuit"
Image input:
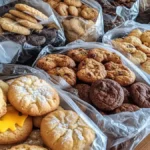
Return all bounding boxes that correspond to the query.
[46,0,59,9]
[55,3,69,16]
[105,62,136,86]
[64,0,82,7]
[140,31,150,46]
[41,110,95,150]
[77,58,107,83]
[15,4,48,21]
[0,80,9,102]
[136,44,150,54]
[9,144,47,150]
[0,18,30,35]
[68,6,79,16]
[141,59,150,74]
[106,53,122,64]
[3,13,16,20]
[128,29,142,38]
[47,67,76,86]
[9,10,38,23]
[0,88,7,117]
[6,79,16,85]
[0,106,32,144]
[37,54,76,71]
[8,75,60,116]
[89,79,124,111]
[17,19,43,30]
[67,48,88,62]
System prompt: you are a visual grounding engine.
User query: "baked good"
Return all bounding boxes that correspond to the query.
[45,0,59,9]
[136,44,150,54]
[130,82,150,108]
[0,88,7,117]
[75,84,91,104]
[128,29,142,38]
[105,62,136,86]
[68,6,79,16]
[67,48,88,62]
[140,31,150,47]
[64,0,82,7]
[141,59,150,74]
[114,103,140,113]
[0,106,32,144]
[77,58,107,83]
[6,79,16,85]
[122,87,131,103]
[9,144,47,150]
[3,13,16,20]
[37,54,76,71]
[0,26,3,34]
[89,79,124,111]
[0,80,9,101]
[55,3,69,16]
[41,110,95,150]
[0,18,30,35]
[15,4,48,20]
[47,67,76,86]
[107,53,122,64]
[8,75,60,116]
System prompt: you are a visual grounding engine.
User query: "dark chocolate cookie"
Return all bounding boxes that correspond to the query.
[130,82,150,108]
[89,79,124,111]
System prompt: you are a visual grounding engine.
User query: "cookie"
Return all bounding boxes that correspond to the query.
[0,88,7,117]
[114,103,140,113]
[0,18,30,35]
[67,48,88,62]
[77,58,107,83]
[3,13,16,20]
[8,75,60,116]
[27,34,46,46]
[141,59,150,74]
[0,26,3,34]
[68,6,79,16]
[113,38,124,42]
[105,62,136,86]
[130,82,150,108]
[107,53,122,64]
[140,31,150,46]
[89,79,124,111]
[64,0,82,7]
[47,67,76,86]
[75,84,91,104]
[9,10,38,23]
[128,29,142,38]
[9,144,47,150]
[45,0,59,9]
[122,87,131,103]
[55,3,69,16]
[0,80,9,102]
[41,110,95,150]
[37,54,76,71]
[15,4,48,21]
[0,106,32,144]
[136,44,150,54]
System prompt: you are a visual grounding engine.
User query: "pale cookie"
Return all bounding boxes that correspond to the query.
[15,4,48,21]
[0,106,32,144]
[17,19,43,30]
[64,0,82,7]
[8,75,60,116]
[141,59,150,74]
[0,18,30,35]
[77,58,107,83]
[3,13,16,20]
[9,144,47,150]
[128,50,147,65]
[0,80,9,102]
[140,31,150,46]
[136,44,150,54]
[128,29,142,38]
[68,6,79,16]
[9,10,38,23]
[55,3,69,16]
[0,88,7,117]
[41,110,95,150]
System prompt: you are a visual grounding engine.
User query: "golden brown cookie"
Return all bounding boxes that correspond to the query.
[0,80,9,102]
[140,31,150,46]
[46,0,59,9]
[55,2,69,16]
[0,18,30,35]
[0,88,7,117]
[8,75,60,116]
[3,13,16,20]
[141,59,150,74]
[68,6,79,16]
[105,62,136,86]
[9,10,38,23]
[41,110,95,150]
[107,53,122,64]
[136,44,150,54]
[37,54,76,71]
[64,0,82,7]
[77,58,107,83]
[128,29,142,38]
[67,48,88,62]
[15,4,48,21]
[47,67,76,86]
[0,106,32,145]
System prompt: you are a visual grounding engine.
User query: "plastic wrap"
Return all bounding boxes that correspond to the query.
[0,63,107,150]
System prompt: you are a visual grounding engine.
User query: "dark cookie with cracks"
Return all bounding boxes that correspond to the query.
[89,79,124,111]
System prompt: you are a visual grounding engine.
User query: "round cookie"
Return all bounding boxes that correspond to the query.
[89,79,124,111]
[64,0,82,7]
[0,106,32,145]
[122,87,131,103]
[114,103,140,113]
[45,0,60,9]
[130,82,150,108]
[68,6,79,16]
[141,59,150,74]
[77,58,107,83]
[128,29,142,38]
[41,110,95,150]
[140,31,150,46]
[8,75,60,116]
[136,44,150,54]
[0,80,9,101]
[0,88,7,117]
[55,3,68,16]
[47,67,76,86]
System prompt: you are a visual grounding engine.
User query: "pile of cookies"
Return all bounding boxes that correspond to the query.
[112,29,150,74]
[0,75,95,150]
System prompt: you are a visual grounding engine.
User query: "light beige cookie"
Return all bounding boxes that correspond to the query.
[68,6,79,16]
[136,44,150,54]
[9,10,38,23]
[0,18,30,35]
[141,59,150,74]
[15,4,48,21]
[3,13,16,20]
[64,0,82,7]
[0,88,7,117]
[0,80,9,102]
[41,110,95,150]
[8,75,60,116]
[128,29,142,38]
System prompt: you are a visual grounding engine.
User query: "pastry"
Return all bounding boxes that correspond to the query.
[0,88,7,117]
[3,13,16,20]
[0,26,3,34]
[89,79,124,111]
[130,82,150,108]
[0,18,30,35]
[68,6,79,16]
[47,67,76,86]
[0,80,9,101]
[0,106,32,144]
[64,0,82,7]
[41,110,95,150]
[140,31,150,47]
[141,59,150,74]
[107,53,122,64]
[77,58,107,83]
[55,3,69,16]
[37,54,76,71]
[45,0,59,9]
[105,62,136,86]
[8,75,60,116]
[128,29,142,38]
[67,48,88,62]
[136,44,150,54]
[114,103,140,113]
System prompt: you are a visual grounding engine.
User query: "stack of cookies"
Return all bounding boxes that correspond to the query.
[0,75,95,150]
[112,29,150,74]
